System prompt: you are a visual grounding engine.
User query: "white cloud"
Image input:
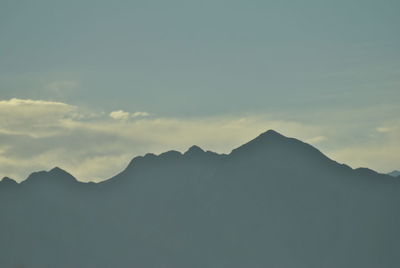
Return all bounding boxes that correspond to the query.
[110,110,150,120]
[0,98,76,138]
[131,111,150,118]
[376,127,394,133]
[0,98,73,107]
[110,110,130,120]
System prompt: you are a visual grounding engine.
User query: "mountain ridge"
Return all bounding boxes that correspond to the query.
[1,129,399,268]
[0,130,394,184]
[388,170,400,177]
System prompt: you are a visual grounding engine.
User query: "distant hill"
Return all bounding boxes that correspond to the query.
[388,170,400,177]
[1,130,399,268]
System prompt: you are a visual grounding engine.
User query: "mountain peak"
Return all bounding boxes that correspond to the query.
[230,129,290,155]
[255,129,289,142]
[229,129,340,169]
[23,167,77,184]
[184,145,205,156]
[261,129,285,137]
[49,166,70,176]
[1,176,17,185]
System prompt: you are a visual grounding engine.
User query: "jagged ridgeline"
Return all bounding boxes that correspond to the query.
[1,130,399,268]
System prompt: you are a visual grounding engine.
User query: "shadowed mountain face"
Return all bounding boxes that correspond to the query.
[1,130,399,268]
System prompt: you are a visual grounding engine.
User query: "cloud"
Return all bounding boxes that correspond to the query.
[376,127,394,133]
[110,110,130,120]
[131,111,150,118]
[0,98,73,107]
[0,98,76,138]
[110,110,150,120]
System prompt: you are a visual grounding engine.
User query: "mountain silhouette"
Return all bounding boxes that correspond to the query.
[388,170,400,177]
[23,166,77,184]
[1,130,399,268]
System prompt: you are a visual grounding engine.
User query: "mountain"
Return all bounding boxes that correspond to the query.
[1,130,399,268]
[0,176,17,189]
[388,170,400,177]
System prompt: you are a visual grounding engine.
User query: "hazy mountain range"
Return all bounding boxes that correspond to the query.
[1,130,399,268]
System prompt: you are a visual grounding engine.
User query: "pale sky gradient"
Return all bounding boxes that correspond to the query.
[0,0,399,181]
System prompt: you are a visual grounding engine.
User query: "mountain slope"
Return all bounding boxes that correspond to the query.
[1,130,399,268]
[388,170,400,177]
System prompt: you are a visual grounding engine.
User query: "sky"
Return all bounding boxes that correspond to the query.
[0,0,399,181]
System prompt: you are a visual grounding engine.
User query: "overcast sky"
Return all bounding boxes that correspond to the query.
[1,0,399,181]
